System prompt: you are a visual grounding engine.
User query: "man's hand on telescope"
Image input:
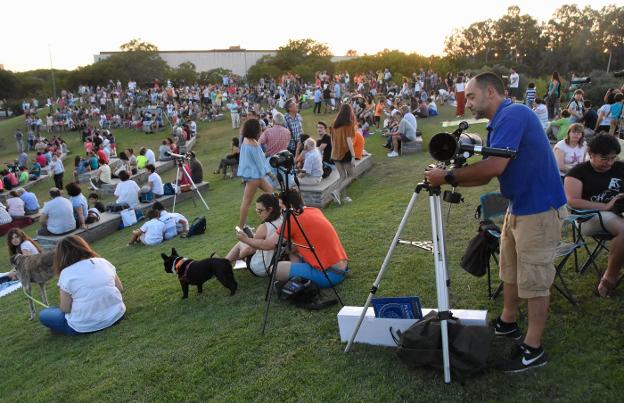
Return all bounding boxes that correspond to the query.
[424,166,447,187]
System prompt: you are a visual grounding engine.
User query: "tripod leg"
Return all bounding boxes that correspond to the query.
[172,166,180,213]
[181,164,210,211]
[344,191,420,353]
[261,212,289,335]
[431,194,451,384]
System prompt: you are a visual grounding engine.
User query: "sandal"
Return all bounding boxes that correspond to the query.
[597,276,617,298]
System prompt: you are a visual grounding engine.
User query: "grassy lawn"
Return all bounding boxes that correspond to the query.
[0,105,622,402]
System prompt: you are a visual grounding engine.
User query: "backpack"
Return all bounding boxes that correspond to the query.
[186,216,206,237]
[460,219,500,277]
[163,182,175,196]
[394,310,495,381]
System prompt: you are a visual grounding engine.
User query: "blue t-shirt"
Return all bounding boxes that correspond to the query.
[71,194,88,220]
[487,100,566,215]
[610,102,623,120]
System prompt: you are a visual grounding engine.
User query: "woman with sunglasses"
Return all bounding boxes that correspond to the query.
[226,193,282,277]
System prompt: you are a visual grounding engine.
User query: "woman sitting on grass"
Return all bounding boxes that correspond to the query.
[39,235,125,335]
[226,193,282,277]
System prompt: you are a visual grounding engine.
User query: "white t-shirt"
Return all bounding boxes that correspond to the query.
[148,172,164,196]
[6,197,25,216]
[114,180,141,208]
[598,104,611,126]
[159,211,187,240]
[58,257,125,333]
[20,240,39,255]
[140,218,166,245]
[145,149,156,165]
[42,197,76,234]
[98,164,112,183]
[534,104,549,129]
[455,82,465,92]
[249,218,282,276]
[509,73,519,88]
[554,140,587,176]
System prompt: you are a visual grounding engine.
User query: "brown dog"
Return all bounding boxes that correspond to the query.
[10,252,55,320]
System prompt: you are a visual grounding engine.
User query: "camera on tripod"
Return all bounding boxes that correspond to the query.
[269,150,294,170]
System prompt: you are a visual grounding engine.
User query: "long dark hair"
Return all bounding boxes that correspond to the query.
[333,104,355,129]
[53,235,99,274]
[256,193,280,222]
[7,228,42,256]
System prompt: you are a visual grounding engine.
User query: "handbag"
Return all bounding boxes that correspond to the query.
[121,208,138,227]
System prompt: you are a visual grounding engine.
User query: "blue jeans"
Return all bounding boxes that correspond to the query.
[39,307,80,335]
[289,262,347,289]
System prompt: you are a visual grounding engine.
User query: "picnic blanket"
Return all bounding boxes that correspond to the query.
[0,217,35,237]
[0,272,21,298]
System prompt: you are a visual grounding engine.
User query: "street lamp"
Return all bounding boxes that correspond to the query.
[605,48,612,73]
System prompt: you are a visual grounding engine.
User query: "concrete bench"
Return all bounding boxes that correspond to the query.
[400,137,424,155]
[299,153,373,208]
[34,181,210,250]
[99,159,175,194]
[0,175,51,203]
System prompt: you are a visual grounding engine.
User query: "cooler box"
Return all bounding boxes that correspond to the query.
[337,306,488,347]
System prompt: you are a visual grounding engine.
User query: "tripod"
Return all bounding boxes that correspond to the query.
[171,157,210,213]
[343,181,454,383]
[261,167,344,335]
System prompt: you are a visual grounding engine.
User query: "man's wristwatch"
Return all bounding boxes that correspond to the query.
[444,169,458,187]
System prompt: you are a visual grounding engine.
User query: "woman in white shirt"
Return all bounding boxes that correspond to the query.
[39,235,125,335]
[7,228,41,256]
[113,170,140,208]
[226,193,282,277]
[5,191,25,217]
[553,123,587,179]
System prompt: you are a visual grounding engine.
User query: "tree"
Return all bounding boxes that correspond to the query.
[0,70,21,100]
[120,39,159,52]
[170,61,198,85]
[346,49,358,57]
[272,39,332,72]
[198,68,234,84]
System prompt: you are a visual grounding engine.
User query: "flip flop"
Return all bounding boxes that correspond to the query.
[597,276,617,298]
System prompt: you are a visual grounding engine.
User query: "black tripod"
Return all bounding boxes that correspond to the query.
[261,166,344,335]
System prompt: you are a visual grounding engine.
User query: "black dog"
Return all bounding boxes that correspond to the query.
[161,248,237,298]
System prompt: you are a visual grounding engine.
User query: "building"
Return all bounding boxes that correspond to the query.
[94,47,276,76]
[94,47,357,76]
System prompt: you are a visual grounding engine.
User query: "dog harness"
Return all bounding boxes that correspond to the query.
[172,257,194,282]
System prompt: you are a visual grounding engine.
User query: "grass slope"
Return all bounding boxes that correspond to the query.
[0,106,622,402]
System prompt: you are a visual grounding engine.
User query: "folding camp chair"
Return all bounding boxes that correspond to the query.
[477,194,582,304]
[476,192,509,299]
[566,208,624,293]
[566,209,612,277]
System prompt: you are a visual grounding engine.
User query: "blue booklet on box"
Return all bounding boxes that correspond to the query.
[372,296,423,320]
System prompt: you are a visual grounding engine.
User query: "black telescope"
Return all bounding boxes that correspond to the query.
[429,121,517,164]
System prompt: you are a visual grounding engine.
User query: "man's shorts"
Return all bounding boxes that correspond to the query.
[499,206,566,299]
[581,211,620,236]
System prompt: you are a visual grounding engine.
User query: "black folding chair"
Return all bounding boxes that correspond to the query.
[566,209,612,277]
[476,192,509,299]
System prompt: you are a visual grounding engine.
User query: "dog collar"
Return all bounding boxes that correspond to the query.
[173,257,193,275]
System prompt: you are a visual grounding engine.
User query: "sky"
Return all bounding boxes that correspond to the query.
[0,0,617,72]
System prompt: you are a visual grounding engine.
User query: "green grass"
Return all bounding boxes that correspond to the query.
[0,105,622,402]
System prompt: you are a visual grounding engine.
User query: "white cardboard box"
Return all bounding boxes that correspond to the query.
[337,306,488,347]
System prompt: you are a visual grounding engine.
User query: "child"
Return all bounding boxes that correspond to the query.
[609,92,623,135]
[525,83,537,109]
[128,209,166,246]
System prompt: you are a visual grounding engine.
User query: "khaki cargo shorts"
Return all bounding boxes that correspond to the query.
[499,207,566,299]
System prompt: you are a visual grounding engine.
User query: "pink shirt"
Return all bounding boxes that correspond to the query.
[259,125,291,157]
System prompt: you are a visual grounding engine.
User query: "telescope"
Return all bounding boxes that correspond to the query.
[164,151,191,160]
[429,121,517,166]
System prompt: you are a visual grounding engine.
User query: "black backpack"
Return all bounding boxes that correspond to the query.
[394,310,496,381]
[460,220,500,277]
[186,216,206,237]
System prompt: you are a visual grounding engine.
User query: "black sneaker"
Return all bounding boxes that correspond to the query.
[499,343,548,373]
[491,316,522,341]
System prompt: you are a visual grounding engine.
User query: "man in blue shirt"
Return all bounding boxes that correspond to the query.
[16,187,40,214]
[426,72,566,373]
[284,99,303,155]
